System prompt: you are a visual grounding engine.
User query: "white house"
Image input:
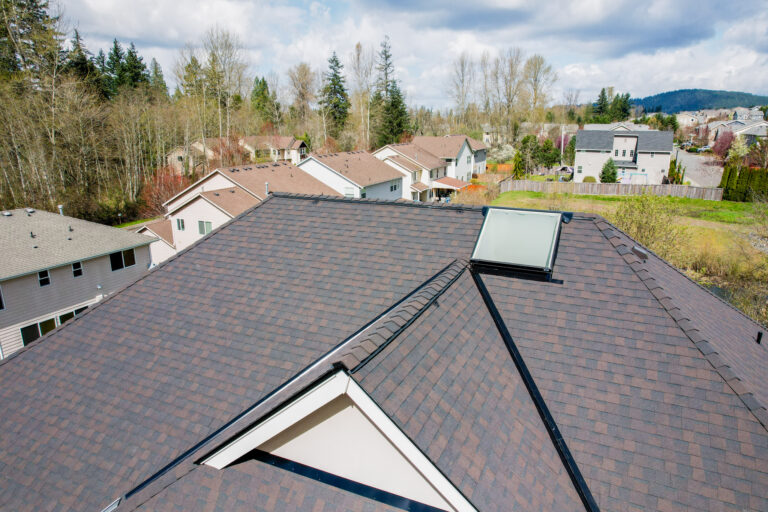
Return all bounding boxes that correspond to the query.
[574,129,673,184]
[411,135,487,181]
[0,208,152,358]
[372,143,449,201]
[136,219,176,267]
[161,162,340,253]
[240,136,308,165]
[297,152,405,200]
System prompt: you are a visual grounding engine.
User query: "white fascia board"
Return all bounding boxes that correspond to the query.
[203,372,349,469]
[162,171,224,209]
[202,370,477,512]
[299,157,362,189]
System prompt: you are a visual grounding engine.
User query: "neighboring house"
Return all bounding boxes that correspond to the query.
[240,135,308,165]
[675,111,708,127]
[136,219,176,267]
[373,143,448,201]
[0,208,151,359]
[574,129,673,184]
[709,119,768,145]
[162,162,339,252]
[165,138,246,176]
[732,107,763,121]
[1,194,767,512]
[165,144,206,175]
[481,124,501,145]
[582,122,651,131]
[411,135,487,181]
[297,152,406,200]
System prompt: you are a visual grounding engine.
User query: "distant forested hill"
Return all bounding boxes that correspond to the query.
[632,89,768,113]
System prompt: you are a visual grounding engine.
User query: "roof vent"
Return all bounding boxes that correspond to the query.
[471,207,566,278]
[632,246,649,261]
[30,231,35,238]
[25,207,35,213]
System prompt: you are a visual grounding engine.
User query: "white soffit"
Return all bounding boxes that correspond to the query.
[202,371,476,512]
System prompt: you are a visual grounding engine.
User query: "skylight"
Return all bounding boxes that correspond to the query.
[471,208,564,273]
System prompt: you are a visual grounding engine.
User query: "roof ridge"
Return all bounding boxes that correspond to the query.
[594,217,768,429]
[118,259,469,509]
[268,192,484,211]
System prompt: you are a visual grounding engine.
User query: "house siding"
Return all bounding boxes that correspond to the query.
[296,159,361,198]
[165,173,238,213]
[0,245,150,358]
[451,141,474,181]
[364,178,404,201]
[167,197,232,251]
[145,237,177,266]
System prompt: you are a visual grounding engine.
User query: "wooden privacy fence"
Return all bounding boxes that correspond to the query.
[499,179,724,201]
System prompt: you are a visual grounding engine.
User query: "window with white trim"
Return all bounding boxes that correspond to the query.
[177,218,185,231]
[466,155,470,164]
[198,221,213,235]
[38,270,51,287]
[389,180,399,192]
[72,261,83,278]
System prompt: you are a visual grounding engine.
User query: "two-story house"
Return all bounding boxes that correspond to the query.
[0,208,152,358]
[240,136,308,165]
[411,135,487,181]
[155,162,339,258]
[372,143,449,201]
[297,152,405,200]
[574,129,673,184]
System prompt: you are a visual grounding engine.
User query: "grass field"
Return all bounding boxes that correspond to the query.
[115,216,160,228]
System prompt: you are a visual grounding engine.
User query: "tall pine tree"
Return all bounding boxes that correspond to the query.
[148,58,167,97]
[371,36,410,147]
[319,52,350,140]
[122,42,149,88]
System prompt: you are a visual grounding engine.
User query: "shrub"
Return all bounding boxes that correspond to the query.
[608,194,689,263]
[583,176,597,183]
[600,158,618,183]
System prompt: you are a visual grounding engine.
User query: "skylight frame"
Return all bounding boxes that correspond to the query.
[470,207,566,276]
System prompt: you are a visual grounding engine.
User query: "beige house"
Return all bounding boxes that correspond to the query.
[296,152,405,200]
[136,219,176,267]
[373,143,448,201]
[0,208,151,359]
[159,162,340,254]
[411,135,487,181]
[574,129,673,184]
[240,136,308,165]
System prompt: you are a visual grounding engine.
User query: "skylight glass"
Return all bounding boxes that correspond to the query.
[471,208,562,272]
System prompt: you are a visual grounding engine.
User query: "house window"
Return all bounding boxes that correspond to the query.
[38,270,51,287]
[20,318,57,346]
[577,166,582,173]
[0,285,4,311]
[430,170,435,179]
[59,311,74,324]
[642,168,646,172]
[466,156,471,164]
[614,149,618,156]
[630,150,634,157]
[361,189,366,199]
[110,249,136,271]
[198,221,212,235]
[390,180,399,192]
[651,153,654,158]
[177,218,185,231]
[411,172,417,183]
[177,155,183,162]
[72,261,83,278]
[622,150,626,157]
[74,306,88,315]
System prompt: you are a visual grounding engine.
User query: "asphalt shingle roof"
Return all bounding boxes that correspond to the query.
[0,208,153,280]
[309,151,404,187]
[575,130,672,153]
[0,195,766,512]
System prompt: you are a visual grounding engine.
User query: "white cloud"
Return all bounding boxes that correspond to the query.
[60,0,768,109]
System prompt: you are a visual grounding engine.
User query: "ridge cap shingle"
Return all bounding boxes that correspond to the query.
[594,216,768,430]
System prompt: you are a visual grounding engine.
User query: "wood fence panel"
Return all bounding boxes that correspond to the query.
[499,180,723,201]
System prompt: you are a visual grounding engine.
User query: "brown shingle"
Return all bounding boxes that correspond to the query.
[384,143,444,170]
[310,151,404,187]
[200,187,261,217]
[221,161,341,197]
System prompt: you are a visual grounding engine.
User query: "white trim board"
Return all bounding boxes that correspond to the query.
[202,371,476,512]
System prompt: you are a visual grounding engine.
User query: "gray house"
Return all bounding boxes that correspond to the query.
[0,208,152,358]
[574,129,673,184]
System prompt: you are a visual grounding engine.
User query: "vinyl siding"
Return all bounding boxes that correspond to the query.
[167,197,232,251]
[165,173,238,213]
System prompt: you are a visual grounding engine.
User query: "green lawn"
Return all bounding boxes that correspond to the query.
[492,192,756,225]
[115,216,160,228]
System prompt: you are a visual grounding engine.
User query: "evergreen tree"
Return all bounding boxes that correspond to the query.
[537,139,559,168]
[0,0,58,77]
[319,52,350,139]
[718,163,731,189]
[148,58,167,97]
[121,43,149,88]
[564,136,576,166]
[371,36,410,147]
[250,76,279,125]
[724,163,740,200]
[104,39,125,96]
[62,30,105,96]
[518,135,539,174]
[512,151,524,179]
[594,88,609,116]
[375,35,394,98]
[180,55,204,96]
[600,158,618,183]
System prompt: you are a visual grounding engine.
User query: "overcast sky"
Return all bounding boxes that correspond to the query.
[60,0,768,109]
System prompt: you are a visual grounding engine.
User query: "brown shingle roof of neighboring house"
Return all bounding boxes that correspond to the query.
[199,187,261,217]
[410,181,428,192]
[240,135,296,151]
[220,161,340,197]
[432,176,470,189]
[384,154,421,173]
[138,218,174,247]
[412,135,487,159]
[0,194,766,511]
[385,143,445,170]
[311,151,404,187]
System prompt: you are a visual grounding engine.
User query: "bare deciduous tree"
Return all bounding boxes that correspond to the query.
[450,52,474,124]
